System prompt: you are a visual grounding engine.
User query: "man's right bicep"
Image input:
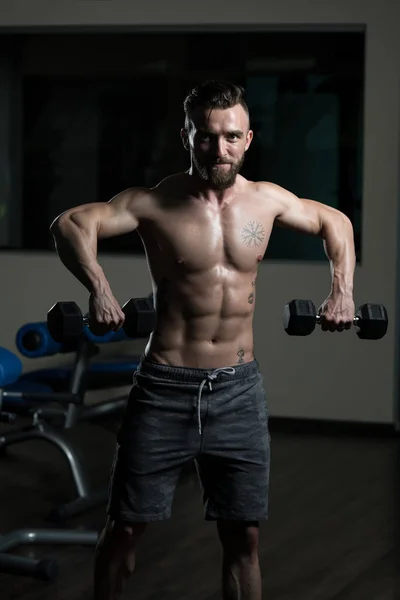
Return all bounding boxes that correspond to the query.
[52,189,144,240]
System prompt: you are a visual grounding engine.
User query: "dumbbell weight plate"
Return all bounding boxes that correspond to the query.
[283,299,317,336]
[47,302,84,342]
[122,297,157,337]
[355,304,388,340]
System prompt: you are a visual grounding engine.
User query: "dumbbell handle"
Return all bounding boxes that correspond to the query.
[315,314,360,326]
[82,317,124,327]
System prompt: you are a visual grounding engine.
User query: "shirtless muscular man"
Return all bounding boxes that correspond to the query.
[50,80,356,600]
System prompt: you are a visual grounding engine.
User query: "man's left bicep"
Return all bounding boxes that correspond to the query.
[274,196,324,236]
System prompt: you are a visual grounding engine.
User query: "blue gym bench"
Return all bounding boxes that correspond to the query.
[0,347,98,581]
[0,322,141,522]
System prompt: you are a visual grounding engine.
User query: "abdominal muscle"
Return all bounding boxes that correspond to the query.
[144,272,256,369]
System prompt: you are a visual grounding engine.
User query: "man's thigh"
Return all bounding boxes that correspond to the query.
[108,375,200,522]
[197,370,271,521]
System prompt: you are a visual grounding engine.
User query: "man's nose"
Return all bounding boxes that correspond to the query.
[212,137,227,158]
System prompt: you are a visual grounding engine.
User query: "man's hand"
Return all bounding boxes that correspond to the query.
[318,293,355,332]
[88,291,125,336]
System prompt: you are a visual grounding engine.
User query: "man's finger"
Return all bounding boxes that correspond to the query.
[320,317,328,331]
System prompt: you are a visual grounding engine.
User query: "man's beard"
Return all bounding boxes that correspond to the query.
[192,153,245,190]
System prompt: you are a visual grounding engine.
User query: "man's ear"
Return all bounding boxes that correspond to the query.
[181,128,190,151]
[245,129,254,152]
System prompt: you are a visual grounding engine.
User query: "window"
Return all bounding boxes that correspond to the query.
[17,30,364,259]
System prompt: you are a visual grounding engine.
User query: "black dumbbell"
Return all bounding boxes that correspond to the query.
[47,297,156,343]
[283,299,388,340]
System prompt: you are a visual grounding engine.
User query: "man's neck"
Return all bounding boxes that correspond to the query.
[185,168,238,205]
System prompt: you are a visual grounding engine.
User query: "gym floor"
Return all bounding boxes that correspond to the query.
[1,415,399,600]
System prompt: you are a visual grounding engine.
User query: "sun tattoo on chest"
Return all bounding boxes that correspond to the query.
[241,221,266,248]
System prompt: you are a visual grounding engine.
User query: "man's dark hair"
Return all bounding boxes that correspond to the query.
[183,80,249,129]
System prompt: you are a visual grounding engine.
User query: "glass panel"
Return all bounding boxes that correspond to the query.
[17,31,364,259]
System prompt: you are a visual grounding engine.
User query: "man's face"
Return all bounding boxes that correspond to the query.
[182,104,253,190]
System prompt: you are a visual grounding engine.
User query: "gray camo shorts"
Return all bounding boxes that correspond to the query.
[107,356,271,523]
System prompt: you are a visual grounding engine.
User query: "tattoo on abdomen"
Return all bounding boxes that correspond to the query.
[241,222,266,248]
[237,349,245,364]
[248,280,255,304]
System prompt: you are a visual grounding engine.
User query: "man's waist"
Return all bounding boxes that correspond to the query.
[137,353,260,384]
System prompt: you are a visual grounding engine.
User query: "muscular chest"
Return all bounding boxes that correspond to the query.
[147,200,273,272]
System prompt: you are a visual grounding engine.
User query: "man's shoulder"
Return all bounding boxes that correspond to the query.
[151,172,189,194]
[251,180,288,198]
[147,172,196,211]
[246,180,297,217]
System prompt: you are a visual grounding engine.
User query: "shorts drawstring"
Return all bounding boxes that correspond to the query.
[196,367,236,434]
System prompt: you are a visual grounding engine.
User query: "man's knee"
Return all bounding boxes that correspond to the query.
[217,520,259,560]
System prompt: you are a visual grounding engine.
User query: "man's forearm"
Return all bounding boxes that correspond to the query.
[51,218,110,295]
[321,213,356,296]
